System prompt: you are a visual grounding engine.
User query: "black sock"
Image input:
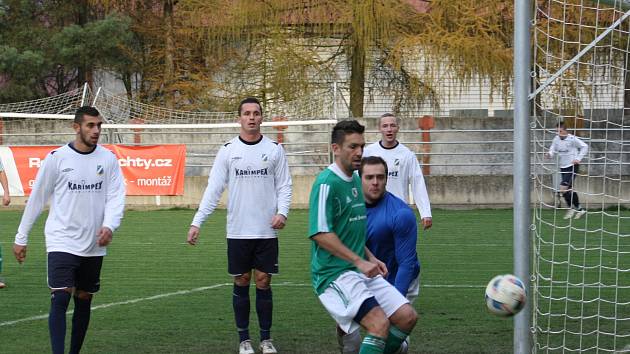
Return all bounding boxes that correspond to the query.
[49,291,71,354]
[256,287,273,341]
[69,295,92,354]
[563,191,573,208]
[572,192,581,209]
[233,284,250,342]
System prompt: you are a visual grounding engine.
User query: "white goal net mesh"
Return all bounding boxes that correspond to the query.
[532,0,630,352]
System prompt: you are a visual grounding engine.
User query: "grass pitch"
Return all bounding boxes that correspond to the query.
[1,208,626,353]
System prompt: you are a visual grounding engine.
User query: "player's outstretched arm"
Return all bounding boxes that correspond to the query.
[15,151,58,252]
[191,147,229,228]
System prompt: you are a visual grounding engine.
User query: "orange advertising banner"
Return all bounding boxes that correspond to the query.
[8,145,186,196]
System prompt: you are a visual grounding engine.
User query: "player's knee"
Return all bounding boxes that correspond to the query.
[390,304,417,332]
[401,305,418,329]
[369,312,390,338]
[359,302,389,338]
[75,290,93,301]
[254,271,271,289]
[234,272,252,286]
[50,289,72,308]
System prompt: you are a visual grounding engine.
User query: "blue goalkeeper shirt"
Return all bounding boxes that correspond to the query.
[366,192,420,296]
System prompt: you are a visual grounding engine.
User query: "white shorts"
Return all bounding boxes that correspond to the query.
[318,271,409,333]
[406,274,420,304]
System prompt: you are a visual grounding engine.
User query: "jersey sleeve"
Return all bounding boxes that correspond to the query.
[102,153,126,232]
[392,207,420,295]
[548,137,558,157]
[15,151,58,245]
[408,150,432,218]
[274,144,292,218]
[574,137,588,162]
[308,181,335,237]
[191,145,230,228]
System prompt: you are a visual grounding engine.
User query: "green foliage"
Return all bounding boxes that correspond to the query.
[0,1,134,102]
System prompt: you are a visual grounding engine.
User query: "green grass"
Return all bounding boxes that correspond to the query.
[0,209,628,353]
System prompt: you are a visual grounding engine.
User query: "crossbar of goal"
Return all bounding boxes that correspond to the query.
[0,114,336,128]
[0,113,74,119]
[100,120,337,129]
[529,7,630,100]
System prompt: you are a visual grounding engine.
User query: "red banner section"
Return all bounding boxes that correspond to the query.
[9,145,186,196]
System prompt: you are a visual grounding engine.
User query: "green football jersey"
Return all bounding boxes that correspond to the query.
[308,164,367,295]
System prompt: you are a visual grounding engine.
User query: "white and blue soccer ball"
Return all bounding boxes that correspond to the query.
[485,274,527,316]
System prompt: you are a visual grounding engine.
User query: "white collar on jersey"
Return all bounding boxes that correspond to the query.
[328,163,354,182]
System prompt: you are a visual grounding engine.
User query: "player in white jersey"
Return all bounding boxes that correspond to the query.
[187,97,292,354]
[0,158,11,289]
[13,106,125,354]
[546,122,589,219]
[363,113,432,231]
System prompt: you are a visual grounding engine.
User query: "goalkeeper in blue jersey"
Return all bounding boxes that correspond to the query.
[338,155,420,354]
[361,156,420,303]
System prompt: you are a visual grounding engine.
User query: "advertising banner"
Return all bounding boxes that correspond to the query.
[0,145,186,196]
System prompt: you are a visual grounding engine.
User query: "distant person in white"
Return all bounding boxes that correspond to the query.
[363,113,432,230]
[0,158,11,289]
[545,121,589,220]
[187,97,292,354]
[13,106,125,354]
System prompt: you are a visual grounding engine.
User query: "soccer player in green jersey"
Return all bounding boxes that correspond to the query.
[308,120,418,354]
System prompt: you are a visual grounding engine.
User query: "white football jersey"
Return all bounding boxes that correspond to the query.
[192,135,292,239]
[363,141,432,218]
[548,134,589,168]
[15,144,125,257]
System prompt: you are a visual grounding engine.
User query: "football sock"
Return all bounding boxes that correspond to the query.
[384,325,410,354]
[0,244,3,275]
[233,284,250,342]
[256,287,273,341]
[49,290,71,354]
[563,191,580,209]
[572,192,581,209]
[69,295,92,354]
[360,334,386,354]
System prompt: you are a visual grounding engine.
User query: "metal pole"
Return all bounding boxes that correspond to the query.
[333,81,338,120]
[513,1,532,353]
[80,82,88,107]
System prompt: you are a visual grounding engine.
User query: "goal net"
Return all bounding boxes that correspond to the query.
[532,0,630,352]
[0,85,338,176]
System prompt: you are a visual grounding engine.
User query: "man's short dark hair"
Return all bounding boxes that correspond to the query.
[359,156,388,177]
[331,120,365,145]
[379,113,398,125]
[74,106,100,124]
[238,97,263,115]
[556,121,566,129]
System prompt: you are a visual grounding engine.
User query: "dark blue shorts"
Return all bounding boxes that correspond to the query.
[47,252,103,293]
[227,238,278,276]
[560,165,579,188]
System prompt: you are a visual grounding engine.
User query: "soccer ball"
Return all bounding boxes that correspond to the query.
[485,274,527,316]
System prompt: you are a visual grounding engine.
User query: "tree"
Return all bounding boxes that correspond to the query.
[175,0,515,117]
[0,0,136,102]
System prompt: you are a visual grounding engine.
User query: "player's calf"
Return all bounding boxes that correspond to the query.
[49,289,72,354]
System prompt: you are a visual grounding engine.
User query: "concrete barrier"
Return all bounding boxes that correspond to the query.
[8,174,626,210]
